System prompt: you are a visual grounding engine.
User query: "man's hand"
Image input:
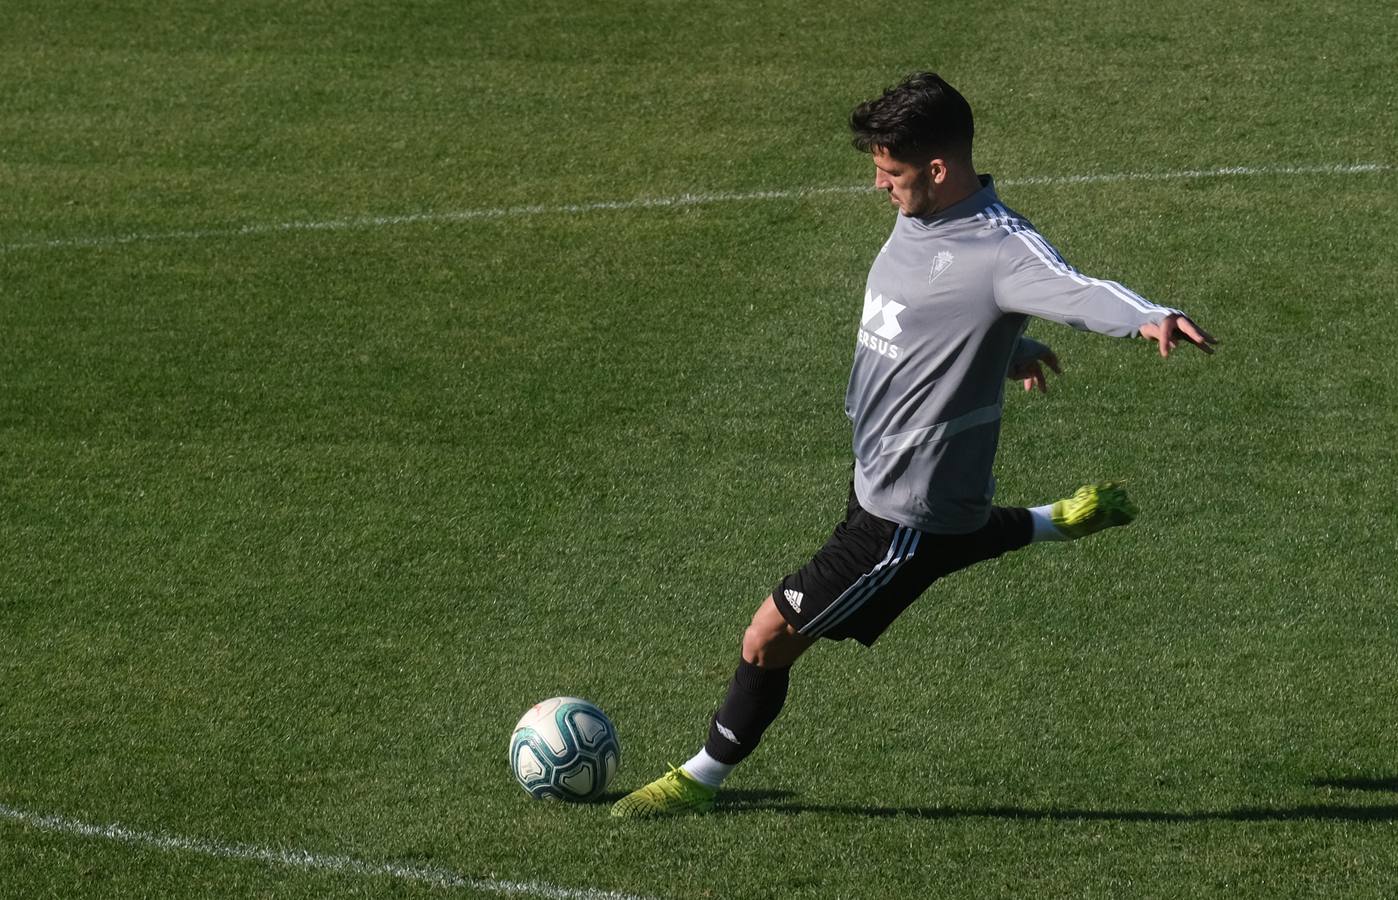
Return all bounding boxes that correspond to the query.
[1139,314,1217,358]
[1009,347,1062,393]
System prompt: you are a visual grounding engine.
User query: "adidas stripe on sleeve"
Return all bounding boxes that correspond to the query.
[982,203,1180,337]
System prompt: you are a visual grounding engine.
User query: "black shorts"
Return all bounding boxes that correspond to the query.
[772,483,1033,646]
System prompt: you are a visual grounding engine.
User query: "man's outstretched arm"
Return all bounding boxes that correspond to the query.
[991,226,1216,354]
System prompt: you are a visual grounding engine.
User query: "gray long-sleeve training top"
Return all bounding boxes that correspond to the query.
[846,176,1179,534]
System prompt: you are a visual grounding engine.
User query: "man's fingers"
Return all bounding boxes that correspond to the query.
[1142,315,1217,358]
[1140,322,1163,354]
[1014,352,1061,391]
[1020,361,1049,393]
[1177,317,1217,354]
[1021,362,1037,392]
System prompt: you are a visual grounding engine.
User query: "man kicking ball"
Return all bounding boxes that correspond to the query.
[612,72,1216,818]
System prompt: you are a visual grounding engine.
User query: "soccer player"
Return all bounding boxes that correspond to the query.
[611,72,1216,818]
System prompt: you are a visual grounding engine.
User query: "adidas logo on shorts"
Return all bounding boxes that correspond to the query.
[783,588,804,612]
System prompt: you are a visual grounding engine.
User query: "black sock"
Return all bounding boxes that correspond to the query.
[703,659,791,765]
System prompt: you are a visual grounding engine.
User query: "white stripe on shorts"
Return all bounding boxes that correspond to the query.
[800,526,922,638]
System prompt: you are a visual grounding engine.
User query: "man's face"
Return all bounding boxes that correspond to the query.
[871,147,935,217]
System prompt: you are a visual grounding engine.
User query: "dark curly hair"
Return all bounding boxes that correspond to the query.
[850,72,974,164]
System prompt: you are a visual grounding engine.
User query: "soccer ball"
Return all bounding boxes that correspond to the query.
[509,697,620,801]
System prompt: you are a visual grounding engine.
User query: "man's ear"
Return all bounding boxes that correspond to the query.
[927,158,949,185]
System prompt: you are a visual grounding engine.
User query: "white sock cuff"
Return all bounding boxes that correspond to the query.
[681,748,735,789]
[1029,505,1068,542]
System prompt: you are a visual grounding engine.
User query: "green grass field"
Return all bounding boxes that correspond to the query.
[3,1,1396,897]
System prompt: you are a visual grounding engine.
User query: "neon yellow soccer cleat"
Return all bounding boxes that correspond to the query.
[610,766,717,819]
[1051,482,1139,540]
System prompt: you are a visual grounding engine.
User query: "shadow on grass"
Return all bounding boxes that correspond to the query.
[718,802,1398,823]
[717,777,1398,822]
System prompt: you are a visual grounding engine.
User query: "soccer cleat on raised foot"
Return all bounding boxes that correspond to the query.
[610,765,716,819]
[1050,482,1139,540]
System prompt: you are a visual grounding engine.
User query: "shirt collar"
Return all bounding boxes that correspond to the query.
[908,174,998,226]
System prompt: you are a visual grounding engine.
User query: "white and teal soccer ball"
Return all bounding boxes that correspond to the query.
[509,697,620,802]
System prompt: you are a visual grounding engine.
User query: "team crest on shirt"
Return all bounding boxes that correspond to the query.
[929,250,955,284]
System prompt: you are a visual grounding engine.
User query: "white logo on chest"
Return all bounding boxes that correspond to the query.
[861,289,905,339]
[929,250,955,284]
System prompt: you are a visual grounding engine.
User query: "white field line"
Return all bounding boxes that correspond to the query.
[0,803,652,900]
[0,161,1391,254]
